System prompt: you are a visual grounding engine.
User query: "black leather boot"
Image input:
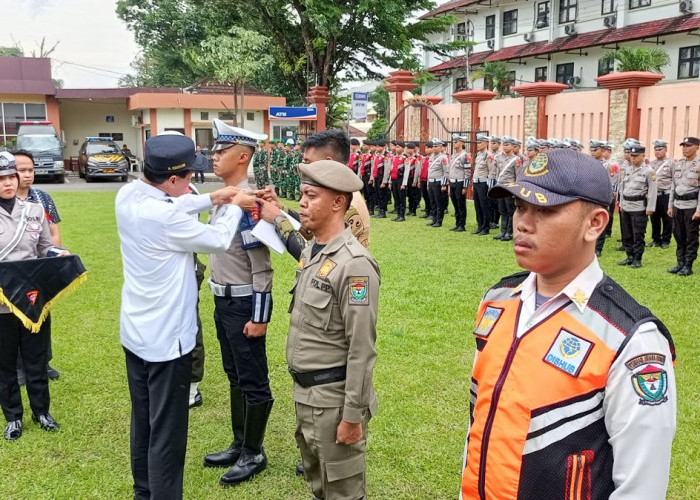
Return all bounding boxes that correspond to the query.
[220,399,273,486]
[204,387,246,468]
[678,261,694,276]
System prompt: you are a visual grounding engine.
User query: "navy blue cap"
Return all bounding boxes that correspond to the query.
[629,145,646,154]
[425,140,434,147]
[145,134,196,174]
[488,149,613,207]
[680,136,700,146]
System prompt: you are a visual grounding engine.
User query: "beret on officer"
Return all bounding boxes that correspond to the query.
[212,118,267,151]
[680,136,700,146]
[144,133,196,174]
[488,149,613,207]
[299,160,364,193]
[0,151,17,173]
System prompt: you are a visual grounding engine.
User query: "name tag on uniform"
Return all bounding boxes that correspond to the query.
[543,329,593,377]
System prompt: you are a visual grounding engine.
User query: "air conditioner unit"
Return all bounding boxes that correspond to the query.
[567,76,581,86]
[565,23,577,35]
[487,39,495,49]
[680,0,693,13]
[130,115,141,127]
[603,14,616,28]
[524,32,534,42]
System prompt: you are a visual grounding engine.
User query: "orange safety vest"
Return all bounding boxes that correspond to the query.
[462,272,673,500]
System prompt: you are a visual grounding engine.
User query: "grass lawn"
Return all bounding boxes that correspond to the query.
[1,189,698,499]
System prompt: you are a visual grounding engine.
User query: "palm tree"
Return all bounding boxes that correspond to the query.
[470,61,514,97]
[601,46,670,73]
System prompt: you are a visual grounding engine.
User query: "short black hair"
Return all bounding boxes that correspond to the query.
[144,168,190,185]
[302,129,351,164]
[12,149,34,163]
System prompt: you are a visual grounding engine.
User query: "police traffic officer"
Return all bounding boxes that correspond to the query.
[426,138,448,227]
[668,136,700,276]
[589,140,614,256]
[494,136,521,241]
[202,119,275,487]
[489,136,505,229]
[447,135,470,232]
[618,143,657,268]
[287,159,380,500]
[471,134,495,235]
[648,139,673,249]
[463,148,676,498]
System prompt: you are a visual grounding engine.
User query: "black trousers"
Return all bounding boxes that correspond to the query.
[604,197,616,237]
[361,174,376,212]
[408,184,421,213]
[193,170,205,183]
[428,181,446,223]
[497,197,515,236]
[621,210,648,260]
[373,178,389,212]
[472,181,491,232]
[490,198,500,225]
[0,313,50,422]
[673,207,700,265]
[420,180,431,213]
[650,192,672,245]
[391,179,406,217]
[449,180,467,228]
[214,295,271,404]
[596,199,614,255]
[125,347,192,500]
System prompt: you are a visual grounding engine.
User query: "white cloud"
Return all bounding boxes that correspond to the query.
[0,0,140,88]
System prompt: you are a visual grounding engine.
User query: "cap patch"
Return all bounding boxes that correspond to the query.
[524,153,550,177]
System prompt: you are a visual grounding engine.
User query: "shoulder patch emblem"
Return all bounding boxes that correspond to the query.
[625,353,666,371]
[475,306,503,337]
[348,277,369,305]
[316,259,337,279]
[524,153,550,177]
[631,364,668,406]
[543,329,593,377]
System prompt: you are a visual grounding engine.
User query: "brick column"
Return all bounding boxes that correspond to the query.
[512,82,568,139]
[418,96,443,153]
[595,71,665,155]
[307,86,331,132]
[384,70,419,140]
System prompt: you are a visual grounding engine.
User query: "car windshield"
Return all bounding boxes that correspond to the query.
[87,143,121,155]
[17,134,61,151]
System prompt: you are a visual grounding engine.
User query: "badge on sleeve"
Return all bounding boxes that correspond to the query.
[543,329,593,377]
[626,353,669,406]
[348,277,369,305]
[475,306,503,337]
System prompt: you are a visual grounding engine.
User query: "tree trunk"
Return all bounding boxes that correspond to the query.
[241,83,246,129]
[233,81,240,127]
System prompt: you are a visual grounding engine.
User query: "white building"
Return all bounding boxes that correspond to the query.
[421,0,700,101]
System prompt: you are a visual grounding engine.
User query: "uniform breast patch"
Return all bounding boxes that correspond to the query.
[316,259,337,279]
[475,306,503,337]
[348,277,368,305]
[543,329,593,377]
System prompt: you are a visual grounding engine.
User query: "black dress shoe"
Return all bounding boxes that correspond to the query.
[630,260,642,268]
[489,223,498,229]
[32,413,59,431]
[47,365,60,380]
[501,234,513,241]
[4,420,21,441]
[426,220,435,226]
[471,229,482,234]
[189,390,203,409]
[449,226,458,231]
[419,214,430,219]
[678,266,694,276]
[407,211,416,216]
[454,226,466,232]
[617,258,633,266]
[393,216,405,222]
[660,242,670,249]
[295,462,304,476]
[493,233,504,240]
[205,442,242,468]
[431,222,442,227]
[389,209,397,214]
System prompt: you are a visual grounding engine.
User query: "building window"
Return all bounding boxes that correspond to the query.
[246,112,255,122]
[601,0,615,14]
[629,0,651,8]
[535,66,548,82]
[559,0,577,23]
[536,2,550,28]
[486,15,496,40]
[218,111,234,120]
[598,58,614,77]
[556,63,574,84]
[678,45,700,79]
[503,10,518,36]
[456,22,468,40]
[0,102,47,145]
[200,111,209,120]
[455,77,468,92]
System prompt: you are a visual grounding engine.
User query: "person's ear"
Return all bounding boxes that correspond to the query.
[584,206,609,243]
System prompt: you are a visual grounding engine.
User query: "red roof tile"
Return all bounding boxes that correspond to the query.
[420,0,480,20]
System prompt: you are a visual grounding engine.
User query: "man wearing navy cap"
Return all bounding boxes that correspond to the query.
[648,139,673,249]
[462,148,676,499]
[203,119,276,487]
[116,132,253,500]
[668,136,700,276]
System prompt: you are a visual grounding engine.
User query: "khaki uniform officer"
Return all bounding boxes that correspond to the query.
[287,160,380,500]
[648,139,673,248]
[618,144,657,268]
[668,136,700,276]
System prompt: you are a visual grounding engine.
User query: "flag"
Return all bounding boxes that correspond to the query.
[0,255,87,332]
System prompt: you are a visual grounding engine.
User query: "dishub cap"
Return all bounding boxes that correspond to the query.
[488,149,613,207]
[299,159,363,192]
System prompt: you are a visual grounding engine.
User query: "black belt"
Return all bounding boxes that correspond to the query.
[289,366,346,388]
[676,192,699,200]
[623,195,646,202]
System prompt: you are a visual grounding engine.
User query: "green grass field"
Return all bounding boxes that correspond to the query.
[1,189,698,499]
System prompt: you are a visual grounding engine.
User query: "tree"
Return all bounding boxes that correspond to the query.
[370,86,389,120]
[0,46,23,57]
[470,61,514,97]
[367,118,387,140]
[601,46,670,73]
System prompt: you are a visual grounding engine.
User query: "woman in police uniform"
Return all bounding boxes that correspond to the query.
[0,152,66,441]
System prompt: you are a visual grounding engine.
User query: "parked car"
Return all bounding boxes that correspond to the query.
[16,121,66,183]
[78,137,129,182]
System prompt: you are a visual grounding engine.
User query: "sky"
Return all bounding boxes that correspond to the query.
[1,0,139,88]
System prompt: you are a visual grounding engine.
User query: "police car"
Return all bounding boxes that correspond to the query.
[78,137,129,182]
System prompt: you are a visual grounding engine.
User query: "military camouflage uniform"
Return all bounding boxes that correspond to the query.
[253,148,269,189]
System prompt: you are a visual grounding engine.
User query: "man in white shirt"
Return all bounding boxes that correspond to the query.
[461,149,676,499]
[116,133,254,500]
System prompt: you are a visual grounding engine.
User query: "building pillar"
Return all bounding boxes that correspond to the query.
[45,96,61,136]
[452,90,498,135]
[384,70,419,141]
[150,109,158,136]
[307,86,331,132]
[512,82,568,139]
[183,109,192,139]
[595,71,665,155]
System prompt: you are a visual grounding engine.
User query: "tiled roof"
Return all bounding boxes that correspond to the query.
[419,0,480,20]
[188,78,272,96]
[428,13,700,72]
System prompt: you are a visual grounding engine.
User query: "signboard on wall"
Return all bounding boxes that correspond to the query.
[269,106,317,120]
[351,92,369,120]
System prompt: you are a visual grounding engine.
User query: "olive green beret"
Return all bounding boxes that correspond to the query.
[299,160,363,192]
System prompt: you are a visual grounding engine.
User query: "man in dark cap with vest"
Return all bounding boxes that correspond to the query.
[116,132,253,500]
[287,159,380,500]
[668,136,700,276]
